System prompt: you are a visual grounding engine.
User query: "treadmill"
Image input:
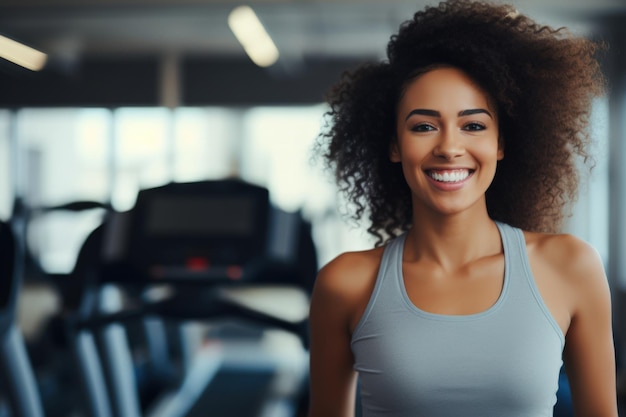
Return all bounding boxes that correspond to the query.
[64,179,313,417]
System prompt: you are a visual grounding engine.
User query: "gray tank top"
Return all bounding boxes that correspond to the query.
[351,222,565,417]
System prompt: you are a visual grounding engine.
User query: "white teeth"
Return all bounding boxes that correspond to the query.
[429,170,470,183]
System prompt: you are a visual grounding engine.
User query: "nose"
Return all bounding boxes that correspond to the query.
[433,128,465,160]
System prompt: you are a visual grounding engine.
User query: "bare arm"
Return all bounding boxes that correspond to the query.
[307,251,380,417]
[561,238,618,417]
[308,257,358,417]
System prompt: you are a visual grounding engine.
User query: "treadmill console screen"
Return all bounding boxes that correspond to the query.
[146,195,256,237]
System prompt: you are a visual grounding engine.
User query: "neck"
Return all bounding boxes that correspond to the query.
[404,209,502,270]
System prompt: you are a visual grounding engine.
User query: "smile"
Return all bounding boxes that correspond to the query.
[427,169,473,183]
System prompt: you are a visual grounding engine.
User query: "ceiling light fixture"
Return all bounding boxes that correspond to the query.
[228,5,279,68]
[0,35,47,71]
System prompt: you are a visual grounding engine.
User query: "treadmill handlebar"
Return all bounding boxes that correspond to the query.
[75,291,309,348]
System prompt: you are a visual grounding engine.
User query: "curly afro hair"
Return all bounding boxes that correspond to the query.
[317,0,606,245]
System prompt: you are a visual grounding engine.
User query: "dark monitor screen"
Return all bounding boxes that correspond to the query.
[146,195,257,237]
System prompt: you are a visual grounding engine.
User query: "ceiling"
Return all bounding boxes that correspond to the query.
[0,0,625,67]
[1,0,625,107]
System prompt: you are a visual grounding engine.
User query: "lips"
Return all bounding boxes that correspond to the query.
[426,169,473,183]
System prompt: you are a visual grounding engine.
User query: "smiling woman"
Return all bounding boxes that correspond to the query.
[391,67,503,217]
[308,0,615,417]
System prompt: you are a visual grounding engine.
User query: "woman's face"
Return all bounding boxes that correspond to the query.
[391,66,503,218]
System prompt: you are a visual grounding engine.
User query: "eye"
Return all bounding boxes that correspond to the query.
[463,122,486,131]
[410,123,436,133]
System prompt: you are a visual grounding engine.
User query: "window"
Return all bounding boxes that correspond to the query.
[7,105,374,274]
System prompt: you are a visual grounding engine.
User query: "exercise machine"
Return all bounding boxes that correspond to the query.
[60,179,314,417]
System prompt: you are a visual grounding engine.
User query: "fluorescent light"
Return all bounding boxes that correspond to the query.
[228,5,279,68]
[0,35,47,71]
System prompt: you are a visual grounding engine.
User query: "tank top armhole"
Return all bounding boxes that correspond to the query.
[512,226,566,349]
[350,237,400,345]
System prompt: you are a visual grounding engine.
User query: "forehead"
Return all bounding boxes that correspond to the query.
[398,67,494,113]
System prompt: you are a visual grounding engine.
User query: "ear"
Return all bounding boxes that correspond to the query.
[390,141,401,162]
[497,136,504,161]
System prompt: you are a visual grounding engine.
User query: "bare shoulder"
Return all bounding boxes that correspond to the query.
[311,246,385,332]
[524,231,605,277]
[316,248,384,291]
[523,230,609,306]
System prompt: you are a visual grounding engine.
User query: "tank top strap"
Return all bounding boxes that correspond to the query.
[386,232,408,295]
[496,221,536,289]
[351,232,407,340]
[496,221,522,276]
[496,221,528,295]
[496,221,564,344]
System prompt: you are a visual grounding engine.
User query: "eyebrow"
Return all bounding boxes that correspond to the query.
[405,108,493,121]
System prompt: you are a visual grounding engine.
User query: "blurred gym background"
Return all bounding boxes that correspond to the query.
[1,0,626,416]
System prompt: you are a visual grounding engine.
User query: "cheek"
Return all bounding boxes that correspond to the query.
[396,138,429,162]
[476,139,502,161]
